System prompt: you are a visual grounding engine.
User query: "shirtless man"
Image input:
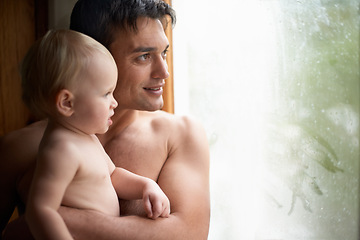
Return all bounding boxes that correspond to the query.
[0,0,210,239]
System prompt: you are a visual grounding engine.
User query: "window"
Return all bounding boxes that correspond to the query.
[172,1,359,239]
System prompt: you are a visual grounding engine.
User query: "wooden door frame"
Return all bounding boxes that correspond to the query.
[161,0,174,114]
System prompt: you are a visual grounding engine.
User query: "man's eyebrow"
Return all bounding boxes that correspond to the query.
[132,45,169,53]
[132,47,156,53]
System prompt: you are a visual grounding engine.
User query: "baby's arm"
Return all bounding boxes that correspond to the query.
[26,143,79,240]
[110,167,170,219]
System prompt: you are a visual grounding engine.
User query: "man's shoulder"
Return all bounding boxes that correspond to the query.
[142,110,202,131]
[141,111,207,148]
[146,111,209,169]
[1,120,46,164]
[2,120,46,145]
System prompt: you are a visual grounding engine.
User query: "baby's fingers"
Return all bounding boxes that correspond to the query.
[150,200,163,219]
[161,202,170,218]
[143,195,154,219]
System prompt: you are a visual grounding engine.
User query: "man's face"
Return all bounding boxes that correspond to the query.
[109,17,170,111]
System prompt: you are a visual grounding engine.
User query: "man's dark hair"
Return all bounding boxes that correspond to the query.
[70,0,176,49]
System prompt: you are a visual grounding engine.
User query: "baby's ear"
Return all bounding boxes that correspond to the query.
[56,89,74,117]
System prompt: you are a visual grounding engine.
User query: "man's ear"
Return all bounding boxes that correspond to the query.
[56,89,75,117]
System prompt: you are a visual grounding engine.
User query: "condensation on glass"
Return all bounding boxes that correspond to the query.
[173,0,359,239]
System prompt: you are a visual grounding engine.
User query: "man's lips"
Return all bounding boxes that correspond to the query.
[143,81,165,92]
[144,86,163,91]
[143,86,164,97]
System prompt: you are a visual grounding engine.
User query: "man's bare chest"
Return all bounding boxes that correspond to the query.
[103,133,168,181]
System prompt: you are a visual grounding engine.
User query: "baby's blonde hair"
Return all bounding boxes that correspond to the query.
[21,29,114,119]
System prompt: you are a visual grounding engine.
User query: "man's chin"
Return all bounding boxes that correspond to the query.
[139,102,164,112]
[143,106,163,112]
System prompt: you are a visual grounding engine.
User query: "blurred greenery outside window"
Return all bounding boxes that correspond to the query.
[173,1,359,239]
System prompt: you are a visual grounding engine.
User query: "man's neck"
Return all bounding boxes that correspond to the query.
[97,109,139,145]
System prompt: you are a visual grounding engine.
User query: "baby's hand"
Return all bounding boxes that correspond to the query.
[142,180,170,219]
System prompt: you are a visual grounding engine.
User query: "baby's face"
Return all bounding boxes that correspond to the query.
[70,52,118,135]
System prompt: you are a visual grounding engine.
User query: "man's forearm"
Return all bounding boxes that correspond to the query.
[61,207,167,240]
[60,207,208,240]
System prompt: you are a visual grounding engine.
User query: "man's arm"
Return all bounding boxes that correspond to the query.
[61,116,210,240]
[0,123,45,235]
[2,215,33,240]
[0,169,18,236]
[156,116,211,238]
[0,134,24,233]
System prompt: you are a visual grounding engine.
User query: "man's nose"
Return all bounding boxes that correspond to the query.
[152,56,170,80]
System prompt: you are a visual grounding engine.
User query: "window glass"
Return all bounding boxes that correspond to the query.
[173,1,359,239]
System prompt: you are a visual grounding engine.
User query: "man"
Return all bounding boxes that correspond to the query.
[0,0,210,239]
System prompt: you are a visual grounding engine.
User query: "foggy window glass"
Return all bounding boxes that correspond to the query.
[172,1,359,239]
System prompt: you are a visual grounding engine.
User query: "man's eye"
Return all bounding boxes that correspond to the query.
[162,50,168,59]
[139,54,151,61]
